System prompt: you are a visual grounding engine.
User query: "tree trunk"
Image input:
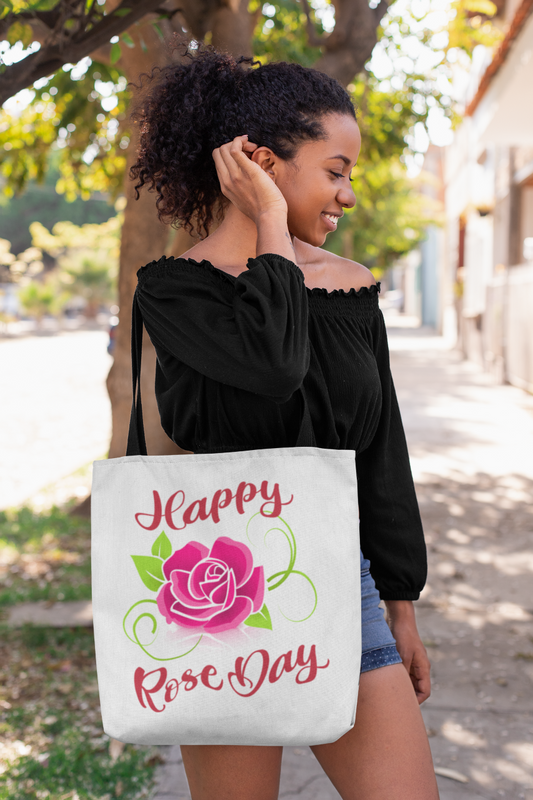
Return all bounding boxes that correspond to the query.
[211,0,254,56]
[105,3,184,459]
[312,0,388,86]
[105,0,256,462]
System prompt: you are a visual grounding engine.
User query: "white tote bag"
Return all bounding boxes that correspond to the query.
[91,293,361,746]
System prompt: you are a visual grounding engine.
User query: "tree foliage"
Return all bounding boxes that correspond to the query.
[0,0,164,104]
[0,0,504,274]
[17,274,68,320]
[1,213,120,319]
[32,213,120,313]
[326,160,442,270]
[0,149,117,255]
[0,58,130,200]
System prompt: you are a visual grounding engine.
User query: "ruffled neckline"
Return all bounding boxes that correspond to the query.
[142,254,381,299]
[305,283,380,298]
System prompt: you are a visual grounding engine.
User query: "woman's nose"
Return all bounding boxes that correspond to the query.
[338,184,356,209]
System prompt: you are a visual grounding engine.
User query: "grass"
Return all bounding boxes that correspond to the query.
[0,503,162,799]
[0,506,91,608]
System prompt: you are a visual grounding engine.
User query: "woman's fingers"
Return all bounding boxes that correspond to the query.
[211,134,287,222]
[242,141,258,160]
[221,135,257,167]
[215,137,245,175]
[212,136,249,177]
[216,137,262,188]
[227,136,257,172]
[211,147,230,186]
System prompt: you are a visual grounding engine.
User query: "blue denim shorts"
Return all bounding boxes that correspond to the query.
[360,549,403,674]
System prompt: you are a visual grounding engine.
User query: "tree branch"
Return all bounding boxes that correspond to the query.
[373,0,389,27]
[0,0,164,106]
[312,0,389,86]
[299,0,327,48]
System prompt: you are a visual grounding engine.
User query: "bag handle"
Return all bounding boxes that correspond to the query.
[126,290,148,457]
[126,291,316,457]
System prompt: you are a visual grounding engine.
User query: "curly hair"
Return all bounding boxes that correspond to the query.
[128,41,356,237]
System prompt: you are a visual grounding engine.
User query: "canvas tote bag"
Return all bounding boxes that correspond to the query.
[91,291,361,746]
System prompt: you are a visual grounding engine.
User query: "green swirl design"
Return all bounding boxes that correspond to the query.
[267,569,318,622]
[122,599,203,661]
[245,512,317,622]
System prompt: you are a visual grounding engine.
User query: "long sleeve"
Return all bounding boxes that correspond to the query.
[356,310,427,601]
[135,253,310,404]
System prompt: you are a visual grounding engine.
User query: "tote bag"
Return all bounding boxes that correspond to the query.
[91,291,362,746]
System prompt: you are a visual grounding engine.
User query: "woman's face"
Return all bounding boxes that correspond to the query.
[276,113,360,247]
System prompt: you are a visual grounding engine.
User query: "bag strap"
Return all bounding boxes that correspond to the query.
[126,290,148,457]
[126,291,316,456]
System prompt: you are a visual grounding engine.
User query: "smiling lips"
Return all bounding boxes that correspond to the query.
[321,212,342,231]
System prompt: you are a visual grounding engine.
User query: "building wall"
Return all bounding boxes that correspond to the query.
[443,123,533,391]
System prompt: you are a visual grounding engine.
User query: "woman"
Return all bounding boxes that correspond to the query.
[130,46,439,800]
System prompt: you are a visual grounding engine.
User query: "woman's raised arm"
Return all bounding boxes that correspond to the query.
[212,135,296,262]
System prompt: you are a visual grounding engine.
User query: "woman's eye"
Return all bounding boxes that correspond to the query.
[331,171,354,182]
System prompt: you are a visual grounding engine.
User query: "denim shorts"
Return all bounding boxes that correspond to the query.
[360,549,403,674]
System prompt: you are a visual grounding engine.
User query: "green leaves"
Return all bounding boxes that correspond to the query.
[6,20,33,47]
[131,555,164,591]
[110,42,121,65]
[244,604,272,630]
[152,22,164,41]
[462,0,497,14]
[151,531,171,560]
[132,531,172,591]
[121,32,135,48]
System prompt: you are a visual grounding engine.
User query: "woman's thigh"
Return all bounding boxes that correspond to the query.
[310,663,440,800]
[180,743,283,800]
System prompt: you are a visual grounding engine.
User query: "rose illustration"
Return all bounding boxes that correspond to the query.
[156,536,265,634]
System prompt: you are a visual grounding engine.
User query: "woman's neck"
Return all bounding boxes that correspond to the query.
[180,205,305,273]
[177,205,324,275]
[186,206,264,272]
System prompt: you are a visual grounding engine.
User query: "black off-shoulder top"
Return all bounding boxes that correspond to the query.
[135,252,427,601]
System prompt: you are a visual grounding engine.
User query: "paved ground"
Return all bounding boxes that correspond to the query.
[387,317,533,800]
[4,317,533,798]
[0,329,112,510]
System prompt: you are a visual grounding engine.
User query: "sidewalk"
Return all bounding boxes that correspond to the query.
[149,316,533,800]
[0,329,111,510]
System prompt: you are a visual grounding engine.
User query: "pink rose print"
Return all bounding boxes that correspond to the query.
[156,536,265,634]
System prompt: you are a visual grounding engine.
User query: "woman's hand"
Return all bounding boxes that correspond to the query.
[212,135,288,224]
[386,608,432,704]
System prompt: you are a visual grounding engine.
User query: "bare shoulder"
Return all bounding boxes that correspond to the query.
[328,251,377,289]
[294,239,377,292]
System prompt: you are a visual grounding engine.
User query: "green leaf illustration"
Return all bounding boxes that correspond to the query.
[244,603,272,630]
[131,555,164,592]
[121,32,135,48]
[151,531,172,560]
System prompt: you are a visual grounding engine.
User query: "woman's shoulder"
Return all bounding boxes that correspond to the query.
[293,239,377,293]
[322,251,377,292]
[136,253,236,290]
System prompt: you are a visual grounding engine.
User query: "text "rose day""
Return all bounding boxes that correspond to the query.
[135,643,330,712]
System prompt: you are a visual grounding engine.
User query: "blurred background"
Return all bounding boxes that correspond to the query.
[0,1,532,799]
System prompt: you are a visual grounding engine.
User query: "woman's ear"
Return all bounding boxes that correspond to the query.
[251,146,277,178]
